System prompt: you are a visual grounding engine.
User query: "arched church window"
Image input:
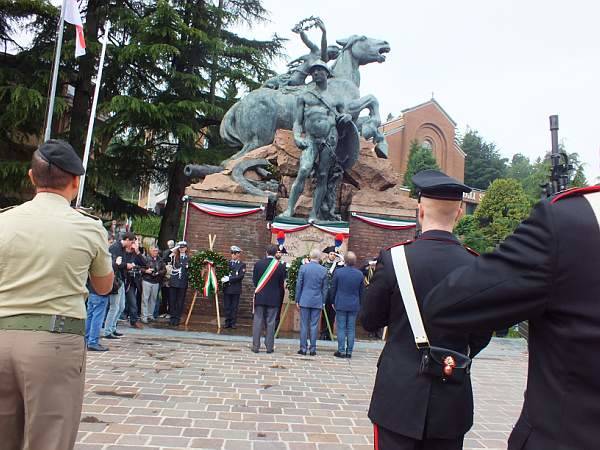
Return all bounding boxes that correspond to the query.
[422,138,434,151]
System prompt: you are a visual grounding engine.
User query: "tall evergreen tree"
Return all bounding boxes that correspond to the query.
[403,139,439,197]
[461,129,508,189]
[100,0,283,247]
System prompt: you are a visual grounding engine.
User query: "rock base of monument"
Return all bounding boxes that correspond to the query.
[180,129,418,333]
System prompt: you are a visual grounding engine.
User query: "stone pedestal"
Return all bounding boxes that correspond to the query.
[181,128,420,333]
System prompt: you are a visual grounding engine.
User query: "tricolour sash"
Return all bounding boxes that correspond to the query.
[255,258,279,294]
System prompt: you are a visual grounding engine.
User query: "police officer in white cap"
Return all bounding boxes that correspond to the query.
[222,245,246,329]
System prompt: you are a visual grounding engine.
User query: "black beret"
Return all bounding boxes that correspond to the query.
[277,245,288,254]
[38,139,85,176]
[412,169,471,201]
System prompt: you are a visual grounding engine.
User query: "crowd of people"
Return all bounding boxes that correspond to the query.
[3,139,600,450]
[83,232,192,351]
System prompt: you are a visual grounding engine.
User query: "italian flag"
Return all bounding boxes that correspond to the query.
[254,258,279,294]
[64,0,86,57]
[203,262,218,297]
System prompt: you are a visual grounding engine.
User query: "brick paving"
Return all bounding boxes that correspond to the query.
[76,329,527,450]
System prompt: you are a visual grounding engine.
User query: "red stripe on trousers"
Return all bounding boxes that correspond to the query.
[373,423,379,450]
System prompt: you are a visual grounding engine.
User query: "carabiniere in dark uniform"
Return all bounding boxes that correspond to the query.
[424,184,600,450]
[361,169,492,450]
[222,245,246,329]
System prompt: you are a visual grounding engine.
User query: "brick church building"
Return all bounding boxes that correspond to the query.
[382,98,466,182]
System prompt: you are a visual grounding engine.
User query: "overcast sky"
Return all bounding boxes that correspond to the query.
[242,0,600,182]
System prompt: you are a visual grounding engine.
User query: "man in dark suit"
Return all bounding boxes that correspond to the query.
[361,169,492,450]
[424,185,600,450]
[222,245,246,329]
[251,245,286,353]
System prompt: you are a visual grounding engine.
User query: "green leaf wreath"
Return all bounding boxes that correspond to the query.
[189,250,229,293]
[285,254,309,301]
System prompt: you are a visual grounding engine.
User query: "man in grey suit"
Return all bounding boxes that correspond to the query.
[296,248,328,356]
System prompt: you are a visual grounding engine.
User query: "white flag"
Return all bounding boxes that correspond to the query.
[64,0,86,57]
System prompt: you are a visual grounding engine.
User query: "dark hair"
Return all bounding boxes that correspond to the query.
[121,231,136,241]
[266,244,278,256]
[30,150,73,189]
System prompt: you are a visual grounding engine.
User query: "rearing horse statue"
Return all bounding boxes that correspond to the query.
[219,35,391,159]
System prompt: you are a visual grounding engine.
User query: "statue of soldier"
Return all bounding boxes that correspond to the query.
[281,60,353,221]
[264,18,340,90]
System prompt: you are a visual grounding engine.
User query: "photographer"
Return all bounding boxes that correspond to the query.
[105,231,137,338]
[140,246,166,323]
[124,240,145,329]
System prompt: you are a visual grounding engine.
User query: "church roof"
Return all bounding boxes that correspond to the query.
[400,98,457,126]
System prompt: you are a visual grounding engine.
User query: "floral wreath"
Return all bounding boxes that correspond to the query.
[285,254,309,301]
[188,250,229,292]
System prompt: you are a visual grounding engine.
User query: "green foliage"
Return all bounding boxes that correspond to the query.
[403,139,439,197]
[461,129,508,189]
[454,215,491,254]
[571,166,588,187]
[286,254,309,301]
[474,179,530,246]
[188,249,229,293]
[132,215,161,238]
[0,160,31,192]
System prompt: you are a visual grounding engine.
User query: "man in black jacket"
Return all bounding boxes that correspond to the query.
[222,245,246,329]
[424,185,600,450]
[251,245,286,353]
[361,169,491,450]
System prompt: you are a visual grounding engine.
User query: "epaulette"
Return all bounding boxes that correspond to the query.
[386,239,414,250]
[551,185,600,204]
[0,205,16,213]
[463,245,479,256]
[74,207,101,220]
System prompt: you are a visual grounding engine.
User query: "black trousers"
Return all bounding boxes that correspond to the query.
[374,424,464,450]
[169,286,187,325]
[160,286,170,314]
[125,285,139,324]
[223,293,241,326]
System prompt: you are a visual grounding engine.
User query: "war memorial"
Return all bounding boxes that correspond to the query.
[180,18,419,331]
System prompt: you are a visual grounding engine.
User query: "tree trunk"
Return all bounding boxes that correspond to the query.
[158,159,187,249]
[68,0,101,156]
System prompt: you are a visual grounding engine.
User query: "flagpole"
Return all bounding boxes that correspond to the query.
[44,0,68,141]
[76,21,111,208]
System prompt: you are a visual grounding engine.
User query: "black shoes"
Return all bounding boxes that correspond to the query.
[346,353,352,359]
[251,348,259,353]
[333,351,346,358]
[266,350,274,354]
[112,331,124,337]
[87,343,109,352]
[309,351,317,356]
[297,350,307,356]
[104,334,119,340]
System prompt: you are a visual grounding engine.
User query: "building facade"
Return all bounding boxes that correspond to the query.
[382,98,466,183]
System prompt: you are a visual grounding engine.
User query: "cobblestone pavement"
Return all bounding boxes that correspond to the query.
[76,328,527,450]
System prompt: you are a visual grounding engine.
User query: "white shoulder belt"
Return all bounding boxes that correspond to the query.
[390,245,430,348]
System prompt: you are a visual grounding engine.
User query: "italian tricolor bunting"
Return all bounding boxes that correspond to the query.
[254,258,279,294]
[203,262,218,296]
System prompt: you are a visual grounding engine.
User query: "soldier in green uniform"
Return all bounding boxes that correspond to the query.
[0,140,114,450]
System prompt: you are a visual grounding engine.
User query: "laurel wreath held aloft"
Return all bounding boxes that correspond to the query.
[188,250,229,292]
[285,254,308,301]
[292,16,322,33]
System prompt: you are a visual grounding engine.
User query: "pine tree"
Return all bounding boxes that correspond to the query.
[461,129,508,189]
[99,0,283,247]
[403,139,439,197]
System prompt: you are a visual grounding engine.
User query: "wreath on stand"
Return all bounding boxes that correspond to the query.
[188,250,229,292]
[285,254,309,301]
